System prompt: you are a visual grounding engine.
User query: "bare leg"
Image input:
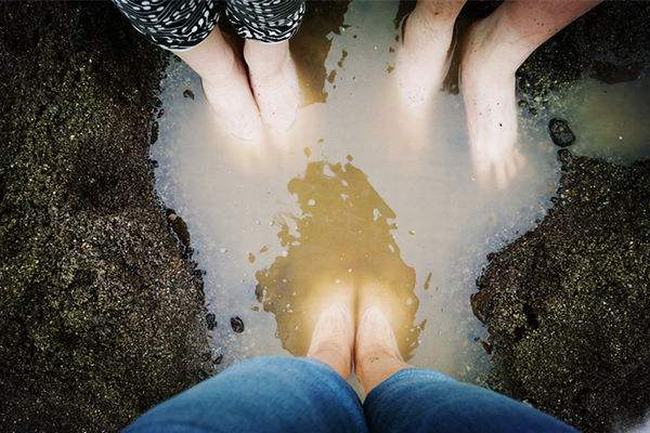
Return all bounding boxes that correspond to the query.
[354,284,412,394]
[395,0,467,107]
[355,306,410,394]
[461,0,600,188]
[306,288,355,378]
[176,30,262,140]
[244,40,301,132]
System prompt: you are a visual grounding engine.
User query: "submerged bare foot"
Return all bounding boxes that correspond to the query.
[355,286,411,394]
[395,1,465,108]
[175,30,263,140]
[460,12,525,189]
[202,56,263,141]
[461,0,601,188]
[245,40,300,132]
[306,289,355,378]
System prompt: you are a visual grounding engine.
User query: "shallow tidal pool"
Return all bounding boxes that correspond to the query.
[151,0,650,383]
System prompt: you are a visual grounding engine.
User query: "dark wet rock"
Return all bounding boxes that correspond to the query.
[480,340,492,355]
[206,313,217,331]
[473,153,650,433]
[548,118,576,148]
[230,317,245,333]
[166,208,192,253]
[183,89,195,100]
[150,121,159,144]
[0,3,211,432]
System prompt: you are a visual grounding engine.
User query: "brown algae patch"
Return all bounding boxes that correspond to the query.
[327,69,337,84]
[255,161,420,359]
[423,272,432,291]
[337,49,349,68]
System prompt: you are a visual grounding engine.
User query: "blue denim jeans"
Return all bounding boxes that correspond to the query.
[125,356,577,433]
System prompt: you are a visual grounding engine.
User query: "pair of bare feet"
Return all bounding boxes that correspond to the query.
[176,30,300,140]
[305,287,410,395]
[396,0,599,188]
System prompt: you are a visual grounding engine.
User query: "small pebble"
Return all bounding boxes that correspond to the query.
[230,316,245,333]
[548,118,576,148]
[206,313,217,330]
[183,89,195,100]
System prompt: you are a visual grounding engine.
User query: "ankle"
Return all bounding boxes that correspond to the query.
[355,348,409,394]
[355,345,401,370]
[308,343,352,378]
[407,5,456,43]
[462,17,518,77]
[416,0,465,24]
[470,11,535,73]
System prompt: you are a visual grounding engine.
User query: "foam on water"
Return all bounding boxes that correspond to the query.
[151,1,647,380]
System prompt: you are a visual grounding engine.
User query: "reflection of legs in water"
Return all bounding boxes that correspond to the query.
[395,0,467,108]
[126,280,578,433]
[461,0,601,188]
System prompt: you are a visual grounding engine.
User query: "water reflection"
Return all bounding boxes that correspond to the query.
[256,161,420,359]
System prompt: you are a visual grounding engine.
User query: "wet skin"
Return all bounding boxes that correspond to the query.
[396,0,600,188]
[176,28,300,139]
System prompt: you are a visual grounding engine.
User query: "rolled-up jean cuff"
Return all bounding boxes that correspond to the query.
[299,357,362,403]
[365,368,454,408]
[125,356,366,433]
[363,367,578,433]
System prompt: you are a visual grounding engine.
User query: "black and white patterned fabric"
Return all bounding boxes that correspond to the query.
[225,0,305,42]
[113,0,306,51]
